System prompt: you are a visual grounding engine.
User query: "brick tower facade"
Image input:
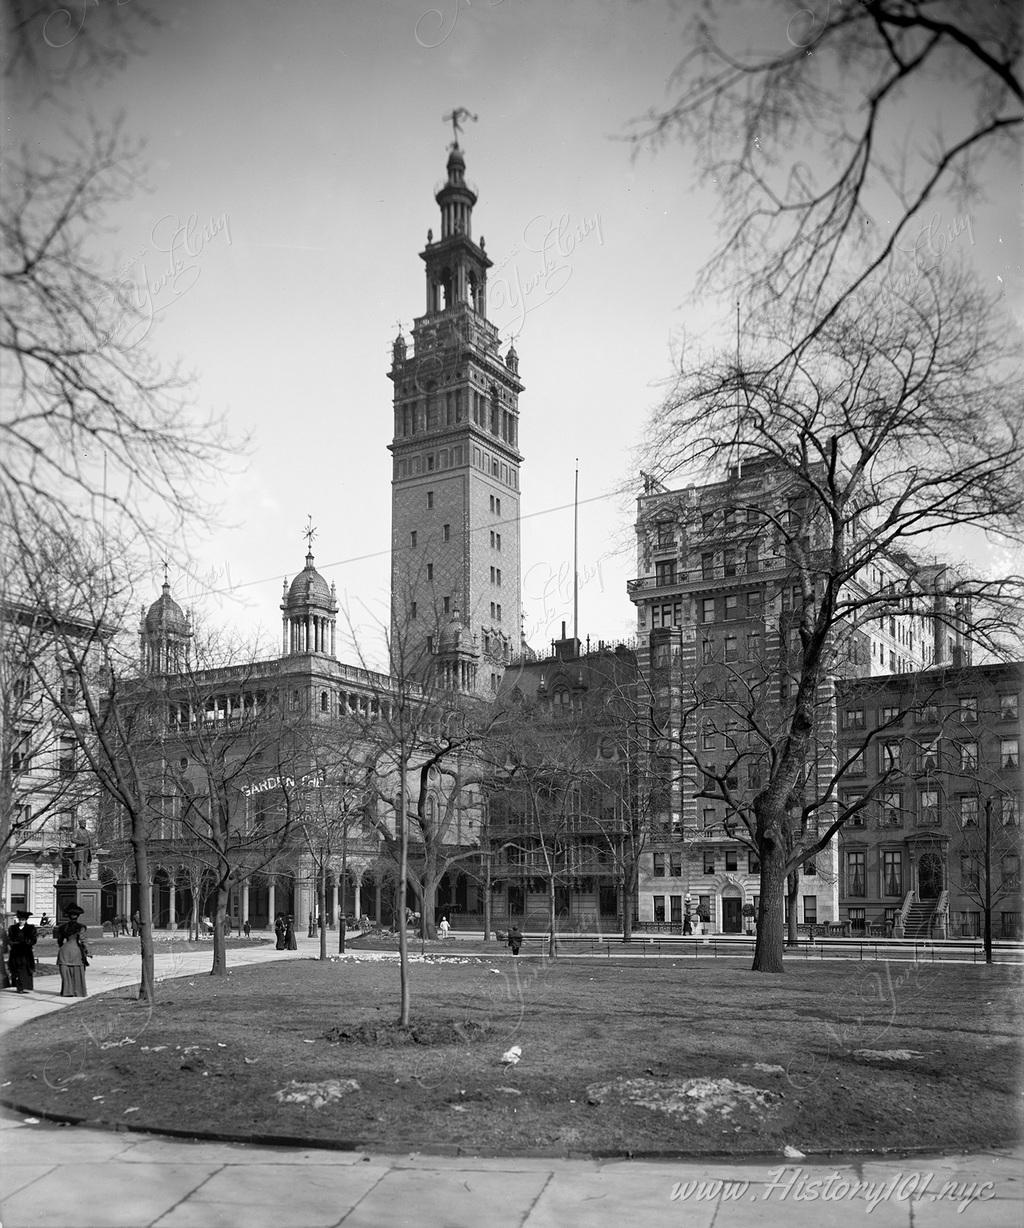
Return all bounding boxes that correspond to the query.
[388,138,524,694]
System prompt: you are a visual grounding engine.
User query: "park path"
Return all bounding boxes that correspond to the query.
[1,937,1020,1227]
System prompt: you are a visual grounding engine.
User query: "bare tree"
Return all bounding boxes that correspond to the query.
[638,277,1022,972]
[633,0,1022,352]
[954,795,1021,963]
[1,125,234,548]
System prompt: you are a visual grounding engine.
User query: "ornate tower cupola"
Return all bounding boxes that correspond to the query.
[280,521,338,657]
[139,569,192,675]
[388,115,525,696]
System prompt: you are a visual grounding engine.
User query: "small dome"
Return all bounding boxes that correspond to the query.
[437,609,475,655]
[285,552,333,609]
[145,582,188,634]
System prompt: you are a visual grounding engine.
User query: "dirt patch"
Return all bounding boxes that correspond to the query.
[323,1018,492,1046]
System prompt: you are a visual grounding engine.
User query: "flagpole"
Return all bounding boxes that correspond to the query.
[573,458,579,644]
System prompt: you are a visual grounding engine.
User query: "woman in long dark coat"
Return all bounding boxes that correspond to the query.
[54,907,88,997]
[7,911,37,992]
[274,914,286,950]
[285,914,297,950]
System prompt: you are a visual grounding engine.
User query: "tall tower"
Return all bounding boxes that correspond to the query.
[388,135,524,694]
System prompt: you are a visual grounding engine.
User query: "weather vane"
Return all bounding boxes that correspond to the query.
[303,514,318,552]
[443,107,477,148]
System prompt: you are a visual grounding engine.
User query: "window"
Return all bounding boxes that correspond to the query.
[703,851,715,874]
[1002,855,1021,891]
[803,858,817,876]
[847,850,866,896]
[652,853,665,876]
[958,696,978,723]
[918,789,939,825]
[845,749,865,776]
[702,598,715,623]
[918,739,940,772]
[959,741,978,770]
[724,635,739,662]
[848,907,867,935]
[655,560,677,586]
[724,594,739,620]
[747,589,763,617]
[880,706,901,725]
[443,596,450,614]
[496,533,501,551]
[60,669,78,705]
[496,604,502,621]
[882,851,903,896]
[915,702,939,724]
[58,737,76,778]
[490,601,495,619]
[748,852,760,873]
[495,497,501,515]
[1002,794,1020,827]
[746,630,761,659]
[702,726,716,751]
[670,895,683,924]
[879,790,902,825]
[443,524,451,542]
[879,740,901,772]
[652,895,666,923]
[1001,738,1019,769]
[490,566,495,583]
[701,553,714,580]
[803,896,817,924]
[496,569,502,586]
[843,708,865,730]
[958,795,979,826]
[843,791,866,825]
[998,693,1019,720]
[697,894,712,923]
[702,808,716,830]
[12,730,31,773]
[426,562,434,581]
[411,601,417,619]
[723,550,737,577]
[427,490,434,509]
[1001,912,1022,939]
[745,545,759,574]
[958,911,981,937]
[725,850,738,871]
[410,531,417,548]
[669,853,682,877]
[657,522,674,548]
[9,873,30,914]
[701,638,713,664]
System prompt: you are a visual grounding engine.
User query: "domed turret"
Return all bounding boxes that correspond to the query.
[433,608,479,693]
[281,549,337,657]
[139,577,191,674]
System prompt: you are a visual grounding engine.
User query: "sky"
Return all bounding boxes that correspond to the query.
[7,0,1021,671]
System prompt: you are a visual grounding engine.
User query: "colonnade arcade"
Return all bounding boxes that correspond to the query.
[95,858,394,931]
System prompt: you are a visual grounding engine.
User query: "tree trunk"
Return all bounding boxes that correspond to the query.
[983,797,993,965]
[621,868,634,943]
[752,838,787,973]
[131,831,155,1003]
[210,880,229,976]
[547,877,557,959]
[397,752,410,1026]
[483,853,492,943]
[786,871,800,947]
[318,860,327,961]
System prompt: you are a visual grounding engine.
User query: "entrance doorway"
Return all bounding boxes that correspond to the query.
[918,852,943,899]
[722,897,743,933]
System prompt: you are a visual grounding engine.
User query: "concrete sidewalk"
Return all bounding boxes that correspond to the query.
[1,942,1021,1227]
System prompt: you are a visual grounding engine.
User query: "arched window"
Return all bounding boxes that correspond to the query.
[320,691,328,712]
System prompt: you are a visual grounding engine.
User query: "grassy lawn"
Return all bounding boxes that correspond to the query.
[3,955,1020,1157]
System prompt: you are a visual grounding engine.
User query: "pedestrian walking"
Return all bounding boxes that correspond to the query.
[6,911,37,993]
[438,916,451,940]
[243,919,251,939]
[131,910,140,937]
[54,906,89,998]
[507,924,522,956]
[285,914,298,950]
[274,914,286,950]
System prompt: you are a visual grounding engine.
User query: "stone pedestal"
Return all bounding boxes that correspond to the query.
[55,879,102,929]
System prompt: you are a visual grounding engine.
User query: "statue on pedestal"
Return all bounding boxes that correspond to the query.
[66,821,92,881]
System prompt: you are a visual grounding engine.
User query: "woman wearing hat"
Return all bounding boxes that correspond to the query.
[6,911,37,993]
[53,906,89,997]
